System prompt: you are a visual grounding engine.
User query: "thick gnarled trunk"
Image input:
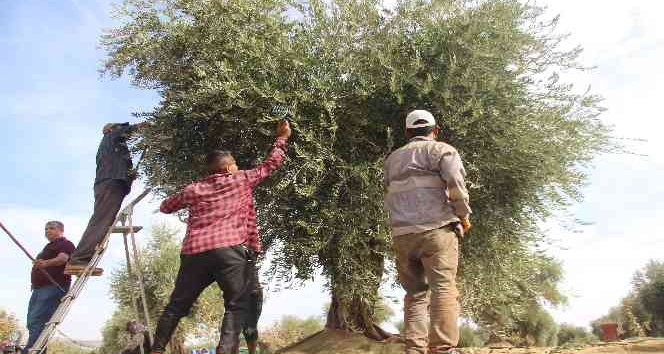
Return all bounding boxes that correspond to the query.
[326,291,394,341]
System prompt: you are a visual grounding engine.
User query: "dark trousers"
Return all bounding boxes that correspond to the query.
[151,246,250,353]
[71,179,129,263]
[243,253,263,343]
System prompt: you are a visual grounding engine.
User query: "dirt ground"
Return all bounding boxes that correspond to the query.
[279,330,664,354]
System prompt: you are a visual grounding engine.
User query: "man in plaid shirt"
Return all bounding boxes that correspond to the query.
[150,121,291,354]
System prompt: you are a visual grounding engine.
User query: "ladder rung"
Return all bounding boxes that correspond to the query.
[111,225,143,234]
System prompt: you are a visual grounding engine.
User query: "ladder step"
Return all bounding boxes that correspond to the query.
[111,225,143,234]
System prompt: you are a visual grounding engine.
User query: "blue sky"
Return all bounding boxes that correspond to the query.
[1,0,663,342]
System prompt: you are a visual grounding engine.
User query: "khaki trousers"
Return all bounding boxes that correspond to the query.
[393,226,460,354]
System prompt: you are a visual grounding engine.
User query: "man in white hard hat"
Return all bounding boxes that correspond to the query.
[384,110,472,354]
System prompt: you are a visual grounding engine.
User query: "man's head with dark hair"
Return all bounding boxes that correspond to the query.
[206,150,238,174]
[405,110,439,139]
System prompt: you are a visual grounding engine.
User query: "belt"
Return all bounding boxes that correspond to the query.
[444,221,463,238]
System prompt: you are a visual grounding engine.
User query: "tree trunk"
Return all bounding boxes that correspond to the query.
[325,290,395,341]
[321,228,397,342]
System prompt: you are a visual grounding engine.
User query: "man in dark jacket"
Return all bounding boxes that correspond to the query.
[65,122,146,276]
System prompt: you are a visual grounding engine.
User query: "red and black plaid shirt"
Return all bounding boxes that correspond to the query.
[160,138,287,255]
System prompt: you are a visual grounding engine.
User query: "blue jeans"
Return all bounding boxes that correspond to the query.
[24,285,66,353]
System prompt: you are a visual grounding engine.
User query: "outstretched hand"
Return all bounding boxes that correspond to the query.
[276,120,291,140]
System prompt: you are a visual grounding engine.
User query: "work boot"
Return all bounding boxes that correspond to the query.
[64,263,103,276]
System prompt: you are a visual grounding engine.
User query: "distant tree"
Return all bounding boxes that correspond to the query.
[259,315,324,353]
[372,298,396,325]
[99,309,135,354]
[620,297,645,338]
[458,323,488,348]
[46,340,94,354]
[511,305,558,347]
[0,309,19,342]
[592,260,664,338]
[393,320,488,347]
[557,324,596,346]
[480,257,566,343]
[633,260,664,336]
[102,224,224,354]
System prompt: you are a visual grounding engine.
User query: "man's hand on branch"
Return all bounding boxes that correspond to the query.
[276,120,291,140]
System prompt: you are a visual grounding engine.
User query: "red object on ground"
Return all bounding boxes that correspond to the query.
[600,322,619,342]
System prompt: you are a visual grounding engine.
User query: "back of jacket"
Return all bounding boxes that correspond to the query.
[95,122,134,187]
[384,136,471,236]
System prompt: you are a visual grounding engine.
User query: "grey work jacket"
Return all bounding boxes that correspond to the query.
[384,136,471,237]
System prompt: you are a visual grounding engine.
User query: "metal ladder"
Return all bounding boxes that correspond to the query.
[29,189,152,354]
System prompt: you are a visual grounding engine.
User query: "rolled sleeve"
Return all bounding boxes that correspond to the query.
[160,189,189,213]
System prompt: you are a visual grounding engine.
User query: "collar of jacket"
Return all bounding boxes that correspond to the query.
[409,136,435,142]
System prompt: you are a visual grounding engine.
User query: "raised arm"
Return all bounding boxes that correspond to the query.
[245,121,291,187]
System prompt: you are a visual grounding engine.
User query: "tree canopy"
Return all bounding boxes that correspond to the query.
[102,0,611,337]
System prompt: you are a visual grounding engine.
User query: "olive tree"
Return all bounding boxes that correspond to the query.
[102,0,611,339]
